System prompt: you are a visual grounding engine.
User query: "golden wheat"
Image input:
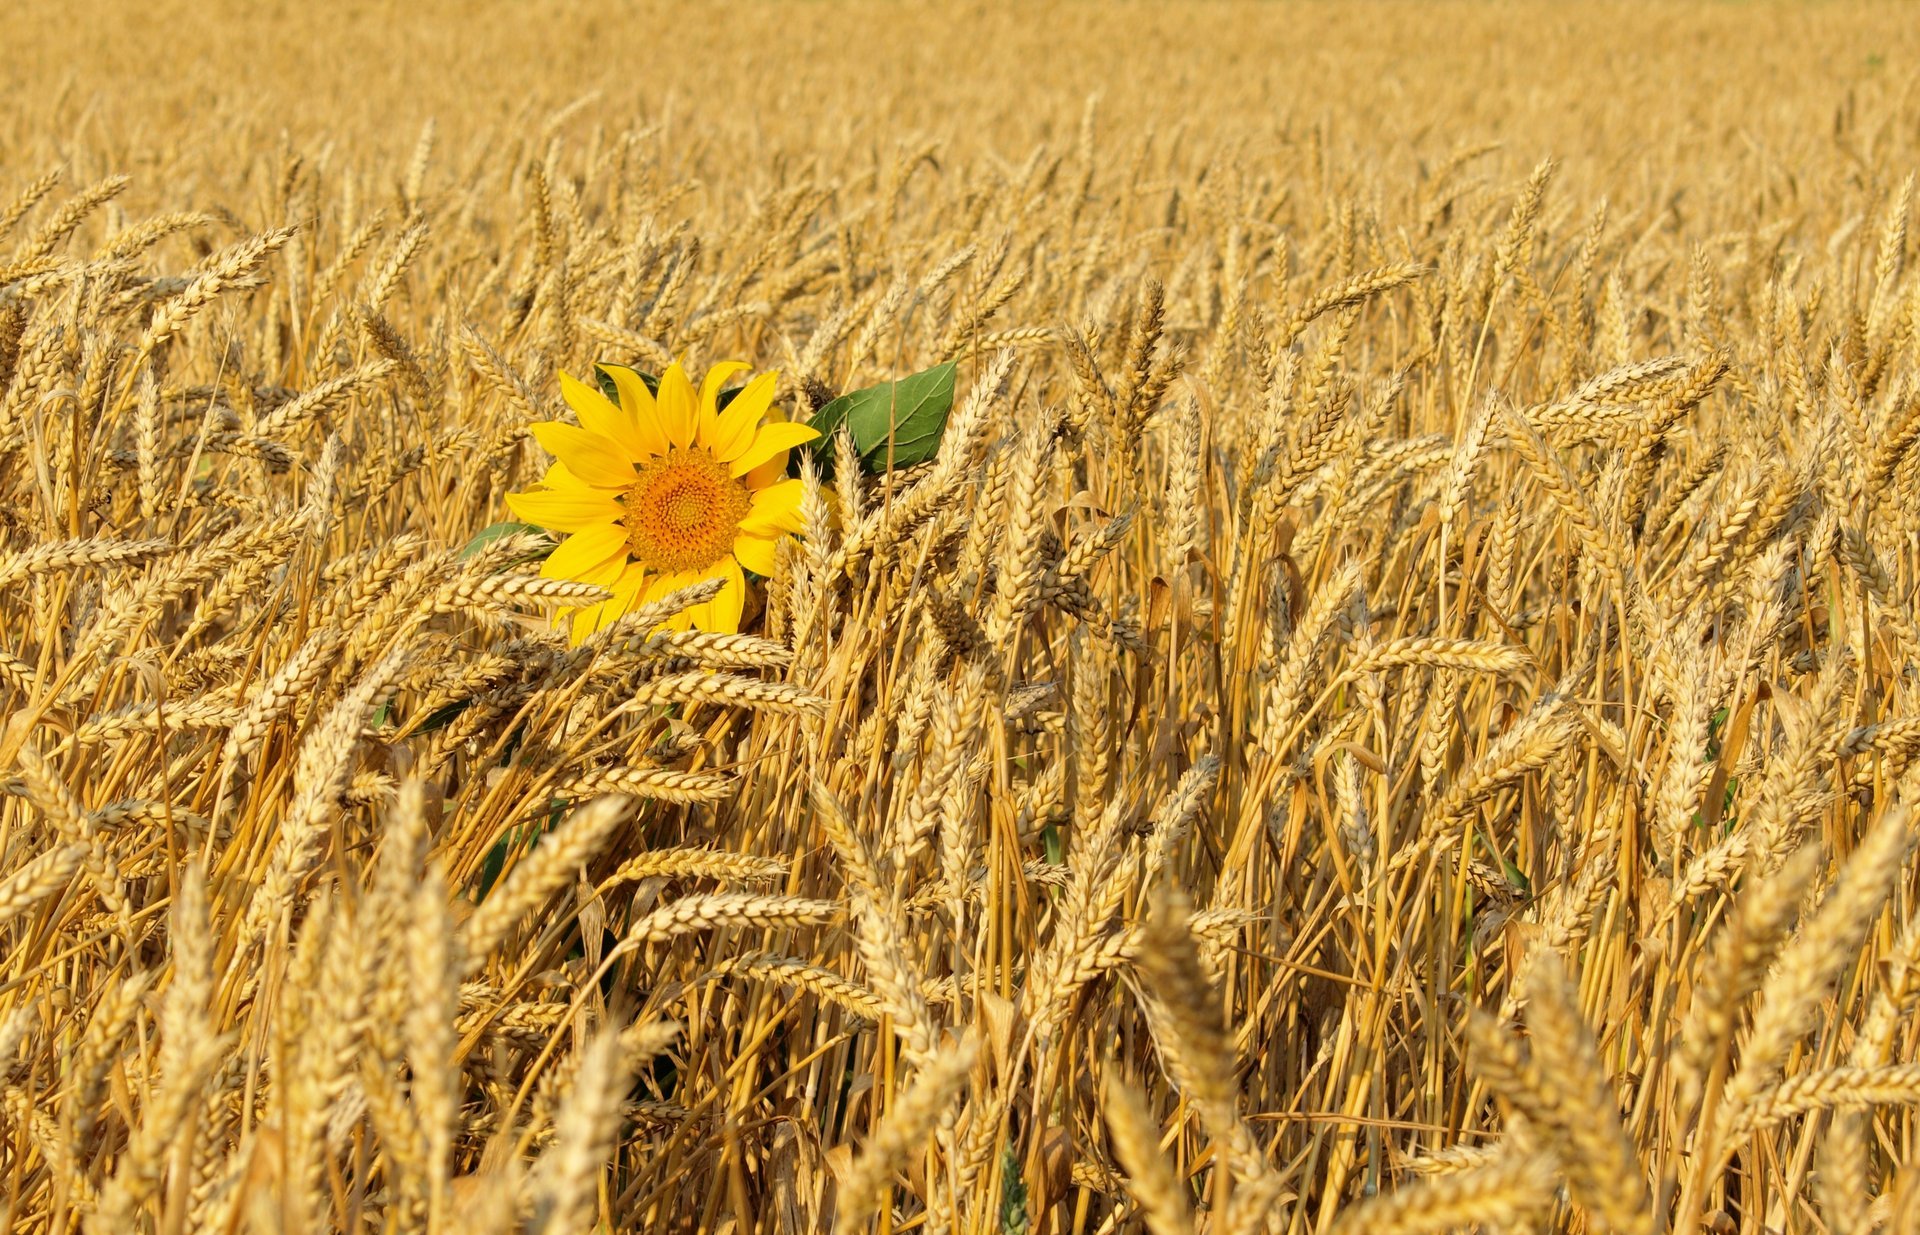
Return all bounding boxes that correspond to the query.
[5,2,1920,1232]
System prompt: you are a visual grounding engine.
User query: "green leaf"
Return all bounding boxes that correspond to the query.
[808,362,956,474]
[459,521,546,560]
[476,796,565,901]
[415,697,474,734]
[475,822,532,900]
[998,1140,1030,1235]
[477,842,509,901]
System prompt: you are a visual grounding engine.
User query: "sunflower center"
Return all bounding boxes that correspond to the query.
[621,447,753,573]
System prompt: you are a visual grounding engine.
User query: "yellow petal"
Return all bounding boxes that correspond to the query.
[679,560,727,633]
[642,570,690,603]
[540,460,597,492]
[530,422,639,490]
[698,360,752,420]
[728,422,821,477]
[539,522,628,583]
[746,452,789,489]
[636,569,700,632]
[558,370,623,425]
[708,372,780,461]
[560,371,649,461]
[738,478,805,537]
[570,595,627,643]
[505,487,623,533]
[603,563,653,622]
[732,532,781,577]
[656,361,699,449]
[597,364,671,458]
[565,562,648,644]
[702,556,745,633]
[562,606,589,646]
[561,604,593,641]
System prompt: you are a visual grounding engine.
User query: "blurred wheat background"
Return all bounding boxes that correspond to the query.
[4,2,1920,1232]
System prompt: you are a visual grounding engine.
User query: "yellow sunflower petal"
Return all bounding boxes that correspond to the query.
[558,370,623,424]
[560,607,587,646]
[569,595,629,643]
[746,452,790,489]
[728,422,821,477]
[698,360,752,418]
[540,460,597,492]
[538,522,628,582]
[738,478,805,537]
[638,569,701,631]
[731,532,781,577]
[656,361,699,449]
[708,372,780,461]
[530,422,639,490]
[642,570,690,603]
[564,562,649,645]
[560,370,650,461]
[701,556,745,634]
[597,364,671,458]
[505,486,623,533]
[678,558,731,634]
[603,562,652,620]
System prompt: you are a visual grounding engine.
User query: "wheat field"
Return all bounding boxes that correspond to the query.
[4,2,1920,1232]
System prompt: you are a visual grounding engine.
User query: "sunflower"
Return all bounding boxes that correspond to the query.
[505,359,819,641]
